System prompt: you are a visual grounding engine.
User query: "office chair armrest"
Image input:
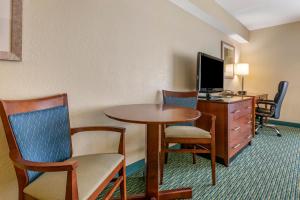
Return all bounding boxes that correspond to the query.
[9,153,78,172]
[196,112,216,136]
[70,126,126,155]
[257,99,276,105]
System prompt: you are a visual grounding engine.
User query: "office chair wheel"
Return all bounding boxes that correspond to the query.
[273,127,281,137]
[255,125,262,135]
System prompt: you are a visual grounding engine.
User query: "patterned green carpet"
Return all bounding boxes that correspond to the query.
[100,126,300,199]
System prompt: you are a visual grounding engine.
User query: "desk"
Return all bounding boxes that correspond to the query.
[236,92,268,101]
[104,104,200,200]
[197,97,253,166]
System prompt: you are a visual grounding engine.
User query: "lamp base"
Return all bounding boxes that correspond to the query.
[238,91,247,95]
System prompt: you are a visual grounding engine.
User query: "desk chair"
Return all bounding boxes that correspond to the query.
[255,81,289,137]
[0,94,126,200]
[160,90,216,185]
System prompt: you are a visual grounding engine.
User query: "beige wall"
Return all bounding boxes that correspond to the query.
[0,0,241,198]
[241,22,300,123]
[190,0,249,41]
[0,0,12,51]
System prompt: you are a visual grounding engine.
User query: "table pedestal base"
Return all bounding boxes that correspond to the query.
[104,105,199,200]
[121,188,192,200]
[123,124,193,200]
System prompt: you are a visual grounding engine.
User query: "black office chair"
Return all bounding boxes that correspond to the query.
[255,81,289,137]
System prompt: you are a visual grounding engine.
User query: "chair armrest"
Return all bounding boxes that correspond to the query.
[71,126,125,135]
[196,112,216,136]
[70,126,126,155]
[257,99,276,105]
[10,153,80,199]
[9,153,78,172]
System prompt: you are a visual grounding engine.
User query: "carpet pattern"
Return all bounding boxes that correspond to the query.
[99,126,300,199]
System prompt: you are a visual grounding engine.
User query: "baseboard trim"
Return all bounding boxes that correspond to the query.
[126,144,181,176]
[126,159,145,176]
[268,120,300,128]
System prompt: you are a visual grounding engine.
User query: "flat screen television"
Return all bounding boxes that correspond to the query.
[196,52,224,96]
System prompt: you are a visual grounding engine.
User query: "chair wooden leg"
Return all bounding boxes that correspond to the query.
[160,126,165,185]
[24,194,37,200]
[119,161,127,200]
[192,153,196,164]
[66,170,79,200]
[164,143,169,164]
[211,143,216,185]
[192,145,196,164]
[19,189,26,200]
[160,151,164,185]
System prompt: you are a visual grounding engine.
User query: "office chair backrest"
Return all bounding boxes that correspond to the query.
[273,81,289,119]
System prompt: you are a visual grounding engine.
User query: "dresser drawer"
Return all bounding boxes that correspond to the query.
[229,113,252,125]
[229,114,252,132]
[228,133,252,157]
[228,114,253,144]
[229,125,252,143]
[229,100,252,120]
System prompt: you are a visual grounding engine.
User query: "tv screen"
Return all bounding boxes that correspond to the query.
[197,53,224,93]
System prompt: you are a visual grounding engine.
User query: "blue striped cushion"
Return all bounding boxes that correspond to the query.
[9,106,71,183]
[164,96,197,126]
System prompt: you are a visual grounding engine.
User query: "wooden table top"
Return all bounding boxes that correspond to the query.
[104,104,201,124]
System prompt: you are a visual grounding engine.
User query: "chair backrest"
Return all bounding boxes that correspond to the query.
[0,94,72,185]
[273,81,289,119]
[162,90,198,126]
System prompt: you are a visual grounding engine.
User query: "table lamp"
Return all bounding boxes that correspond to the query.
[235,63,249,95]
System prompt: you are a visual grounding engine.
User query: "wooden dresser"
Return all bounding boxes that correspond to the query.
[235,93,268,136]
[197,97,253,166]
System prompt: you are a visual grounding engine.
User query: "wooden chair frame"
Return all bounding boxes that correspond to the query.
[160,90,216,185]
[0,94,127,200]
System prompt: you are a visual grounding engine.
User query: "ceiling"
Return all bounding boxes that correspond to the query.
[215,0,300,30]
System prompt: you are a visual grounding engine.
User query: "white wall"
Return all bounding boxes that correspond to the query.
[0,0,242,198]
[241,22,300,123]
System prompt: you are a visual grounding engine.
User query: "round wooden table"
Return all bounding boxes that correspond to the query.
[104,104,201,200]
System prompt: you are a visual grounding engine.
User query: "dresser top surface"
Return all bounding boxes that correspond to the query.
[198,96,252,104]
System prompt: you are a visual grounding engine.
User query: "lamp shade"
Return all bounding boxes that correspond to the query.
[235,63,249,76]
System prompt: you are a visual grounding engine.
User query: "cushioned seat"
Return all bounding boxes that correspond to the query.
[24,153,124,200]
[256,107,272,115]
[165,126,211,139]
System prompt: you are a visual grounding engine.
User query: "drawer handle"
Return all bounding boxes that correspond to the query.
[233,144,241,149]
[247,121,252,124]
[247,106,251,109]
[248,135,252,139]
[233,127,241,131]
[232,109,241,114]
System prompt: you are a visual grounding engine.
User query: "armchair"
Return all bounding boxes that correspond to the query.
[0,94,126,200]
[255,81,289,136]
[160,90,216,185]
